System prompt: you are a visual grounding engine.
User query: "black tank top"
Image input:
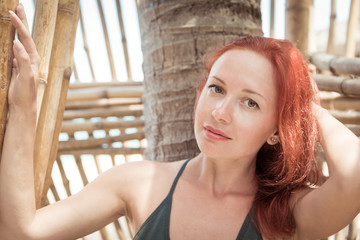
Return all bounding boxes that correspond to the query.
[133,159,263,240]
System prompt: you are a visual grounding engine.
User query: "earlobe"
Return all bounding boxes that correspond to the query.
[267,135,280,145]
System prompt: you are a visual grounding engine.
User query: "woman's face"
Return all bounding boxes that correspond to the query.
[194,49,278,161]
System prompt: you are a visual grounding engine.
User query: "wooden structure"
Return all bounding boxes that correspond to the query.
[0,0,359,239]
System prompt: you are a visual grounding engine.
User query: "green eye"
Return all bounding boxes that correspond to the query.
[245,99,259,109]
[208,84,224,94]
[214,86,222,93]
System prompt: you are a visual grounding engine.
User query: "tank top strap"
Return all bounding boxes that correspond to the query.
[168,158,191,196]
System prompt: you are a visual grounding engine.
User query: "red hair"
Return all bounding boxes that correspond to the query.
[195,36,321,238]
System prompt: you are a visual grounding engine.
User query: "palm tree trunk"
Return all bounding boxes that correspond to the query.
[137,0,262,162]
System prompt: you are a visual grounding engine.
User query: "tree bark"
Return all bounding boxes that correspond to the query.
[137,0,262,162]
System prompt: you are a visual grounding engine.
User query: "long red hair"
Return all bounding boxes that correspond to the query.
[195,36,321,238]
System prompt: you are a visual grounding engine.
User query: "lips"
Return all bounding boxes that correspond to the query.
[204,125,231,140]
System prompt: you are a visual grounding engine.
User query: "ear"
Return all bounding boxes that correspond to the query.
[267,131,280,145]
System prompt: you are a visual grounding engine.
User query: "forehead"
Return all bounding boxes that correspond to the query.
[208,49,278,104]
[210,49,274,78]
[210,49,276,87]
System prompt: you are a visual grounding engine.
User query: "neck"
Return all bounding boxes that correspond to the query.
[192,153,258,197]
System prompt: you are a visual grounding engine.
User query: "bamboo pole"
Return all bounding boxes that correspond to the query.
[72,60,79,81]
[65,98,142,110]
[69,80,142,89]
[311,53,360,75]
[79,9,96,81]
[348,216,358,240]
[334,228,347,240]
[57,147,145,155]
[49,179,60,201]
[329,110,360,125]
[347,124,360,136]
[40,0,81,206]
[58,131,145,151]
[312,74,360,97]
[270,0,275,38]
[33,0,80,208]
[32,0,58,122]
[96,0,116,81]
[285,0,313,56]
[93,155,128,240]
[116,0,132,80]
[66,85,143,102]
[321,96,360,111]
[345,0,359,57]
[327,0,336,54]
[63,107,143,120]
[0,0,17,160]
[61,118,144,133]
[55,158,71,196]
[74,154,110,240]
[40,67,73,206]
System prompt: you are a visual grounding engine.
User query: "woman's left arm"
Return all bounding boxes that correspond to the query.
[293,104,360,239]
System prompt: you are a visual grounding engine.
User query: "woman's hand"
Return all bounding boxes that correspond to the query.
[8,4,40,114]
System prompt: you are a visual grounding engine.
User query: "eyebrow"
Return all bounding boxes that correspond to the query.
[211,76,267,101]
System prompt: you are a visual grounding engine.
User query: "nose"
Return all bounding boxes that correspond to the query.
[212,98,232,124]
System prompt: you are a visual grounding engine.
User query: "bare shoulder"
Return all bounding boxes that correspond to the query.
[103,160,187,222]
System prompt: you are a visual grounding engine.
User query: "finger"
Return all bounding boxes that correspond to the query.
[12,60,19,78]
[12,58,19,76]
[15,4,30,33]
[9,10,38,61]
[13,40,34,82]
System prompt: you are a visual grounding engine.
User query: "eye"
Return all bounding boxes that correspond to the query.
[244,99,259,109]
[208,84,224,94]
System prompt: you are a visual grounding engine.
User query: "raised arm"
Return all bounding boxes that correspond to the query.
[293,104,360,239]
[0,5,128,240]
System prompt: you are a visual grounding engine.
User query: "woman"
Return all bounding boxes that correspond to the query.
[1,5,360,240]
